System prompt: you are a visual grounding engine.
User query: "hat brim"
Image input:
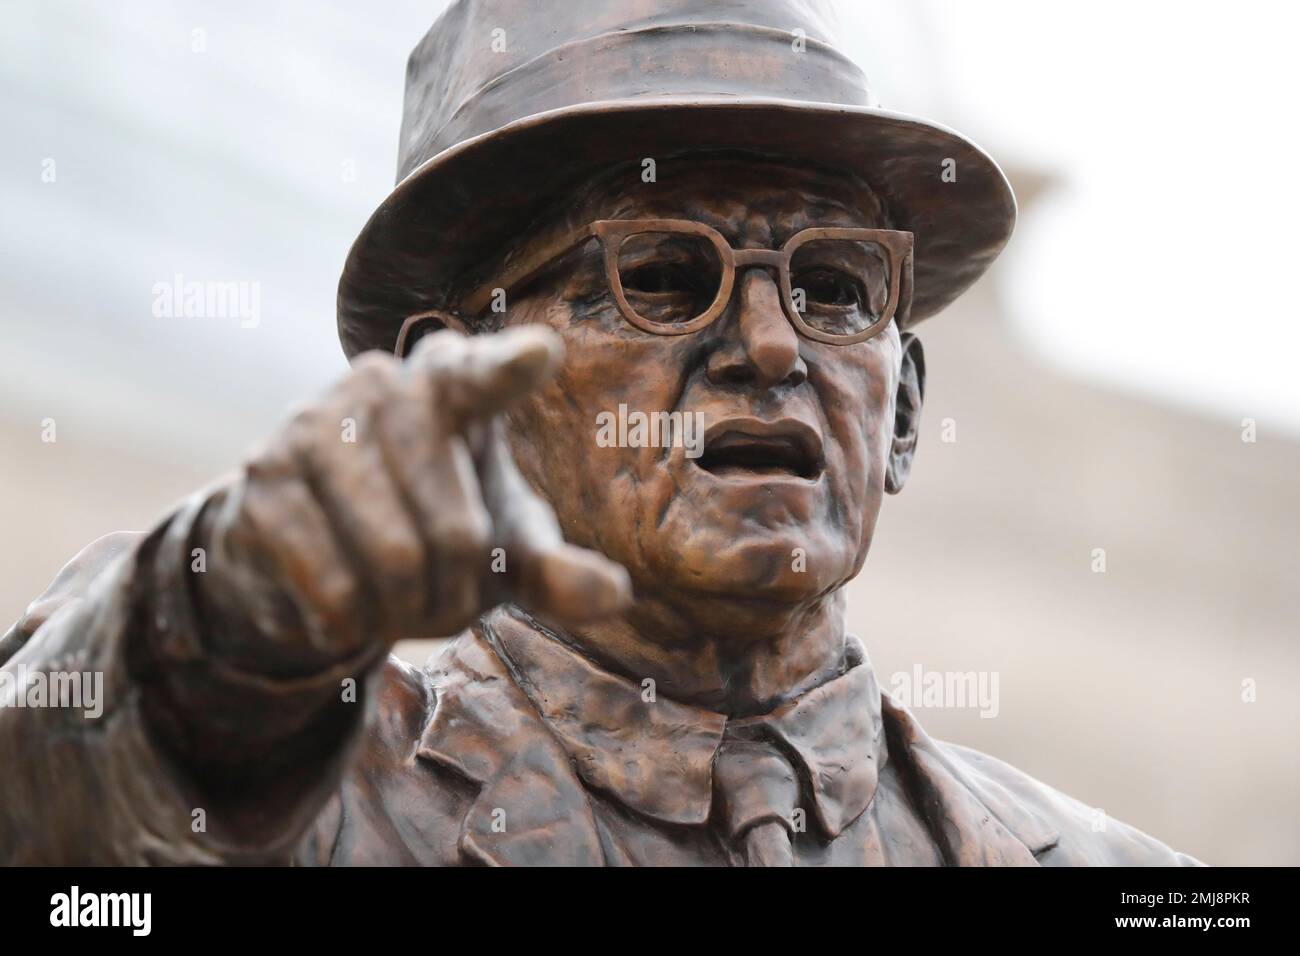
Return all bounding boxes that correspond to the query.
[337,96,1016,358]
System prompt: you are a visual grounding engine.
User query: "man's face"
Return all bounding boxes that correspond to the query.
[499,158,915,609]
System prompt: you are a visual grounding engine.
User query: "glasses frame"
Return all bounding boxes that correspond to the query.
[394,219,914,356]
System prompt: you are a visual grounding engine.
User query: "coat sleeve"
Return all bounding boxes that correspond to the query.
[0,494,375,865]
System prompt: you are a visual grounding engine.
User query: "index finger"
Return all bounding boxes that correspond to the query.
[407,326,564,427]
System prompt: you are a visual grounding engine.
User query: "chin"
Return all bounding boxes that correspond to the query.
[648,523,854,604]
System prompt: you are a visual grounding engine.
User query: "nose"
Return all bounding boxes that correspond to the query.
[705,270,807,389]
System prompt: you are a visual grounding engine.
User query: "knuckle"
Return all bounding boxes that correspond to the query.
[411,328,465,361]
[244,442,294,483]
[313,562,360,625]
[283,401,327,452]
[437,514,490,564]
[349,352,399,392]
[369,523,425,585]
[377,400,426,449]
[412,331,469,381]
[350,349,397,371]
[229,479,281,545]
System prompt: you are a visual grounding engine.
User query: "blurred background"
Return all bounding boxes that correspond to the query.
[1,0,1296,864]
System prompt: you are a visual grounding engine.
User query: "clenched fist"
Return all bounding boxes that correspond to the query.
[197,327,630,678]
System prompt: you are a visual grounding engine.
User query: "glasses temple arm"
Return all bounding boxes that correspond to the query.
[461,226,596,316]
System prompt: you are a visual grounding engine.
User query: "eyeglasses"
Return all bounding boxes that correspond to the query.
[394,219,913,357]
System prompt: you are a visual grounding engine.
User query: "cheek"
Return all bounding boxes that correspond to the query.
[821,352,894,459]
[501,297,693,548]
[813,344,896,528]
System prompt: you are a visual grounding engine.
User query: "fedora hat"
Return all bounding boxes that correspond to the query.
[336,0,1016,358]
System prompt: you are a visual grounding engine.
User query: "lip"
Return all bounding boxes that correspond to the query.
[694,417,825,481]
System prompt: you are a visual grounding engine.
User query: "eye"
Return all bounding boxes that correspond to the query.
[793,267,864,308]
[622,263,697,295]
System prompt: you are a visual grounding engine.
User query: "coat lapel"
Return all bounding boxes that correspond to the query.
[416,627,605,866]
[881,692,1059,865]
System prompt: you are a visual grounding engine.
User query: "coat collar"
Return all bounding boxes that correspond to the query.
[416,606,1058,865]
[879,692,1060,864]
[484,605,883,839]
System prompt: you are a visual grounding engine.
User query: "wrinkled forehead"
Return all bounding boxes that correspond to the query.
[453,153,895,310]
[563,153,890,246]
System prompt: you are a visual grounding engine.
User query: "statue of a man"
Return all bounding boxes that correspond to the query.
[0,0,1199,865]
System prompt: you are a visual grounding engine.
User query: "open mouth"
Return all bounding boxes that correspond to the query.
[696,421,824,480]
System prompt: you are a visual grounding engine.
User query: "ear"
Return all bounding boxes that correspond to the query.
[394,307,471,358]
[884,332,926,495]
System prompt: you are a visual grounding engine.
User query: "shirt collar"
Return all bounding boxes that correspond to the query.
[484,605,885,838]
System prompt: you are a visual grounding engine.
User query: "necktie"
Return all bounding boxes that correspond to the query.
[713,729,800,866]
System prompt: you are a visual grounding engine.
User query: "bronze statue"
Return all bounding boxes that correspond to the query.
[0,0,1200,865]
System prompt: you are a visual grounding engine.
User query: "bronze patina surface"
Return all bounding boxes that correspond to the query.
[0,0,1198,866]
